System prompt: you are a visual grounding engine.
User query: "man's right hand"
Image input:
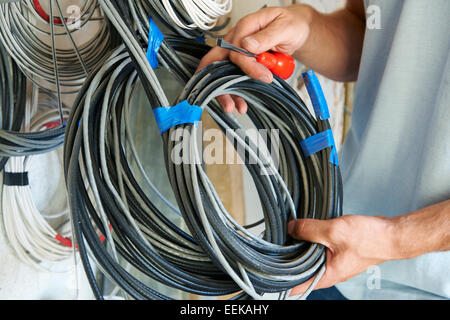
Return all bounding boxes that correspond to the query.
[196,1,366,114]
[196,5,315,114]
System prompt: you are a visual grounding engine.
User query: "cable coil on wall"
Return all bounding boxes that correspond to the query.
[0,0,343,300]
[0,0,119,93]
[0,41,27,172]
[63,37,342,299]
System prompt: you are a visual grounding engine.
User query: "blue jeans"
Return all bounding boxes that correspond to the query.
[306,286,348,300]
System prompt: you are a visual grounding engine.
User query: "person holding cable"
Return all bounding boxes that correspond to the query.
[197,0,450,300]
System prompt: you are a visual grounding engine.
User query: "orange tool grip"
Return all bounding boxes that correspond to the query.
[256,52,295,80]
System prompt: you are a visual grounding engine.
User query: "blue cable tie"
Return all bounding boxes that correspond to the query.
[195,35,206,44]
[146,18,164,69]
[153,100,203,134]
[302,70,330,120]
[300,129,339,166]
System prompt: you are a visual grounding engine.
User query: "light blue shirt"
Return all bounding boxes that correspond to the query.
[336,0,450,300]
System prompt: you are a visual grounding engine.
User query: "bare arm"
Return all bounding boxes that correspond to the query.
[288,200,450,295]
[391,200,450,259]
[294,0,366,82]
[197,0,366,113]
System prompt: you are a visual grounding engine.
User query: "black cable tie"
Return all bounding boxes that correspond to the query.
[4,172,29,186]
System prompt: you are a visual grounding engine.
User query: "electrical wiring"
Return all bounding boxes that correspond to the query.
[160,0,231,31]
[127,0,231,40]
[0,82,75,269]
[47,0,343,301]
[0,86,70,158]
[63,26,342,299]
[162,61,343,300]
[2,152,73,270]
[0,0,120,94]
[0,41,27,172]
[63,42,240,301]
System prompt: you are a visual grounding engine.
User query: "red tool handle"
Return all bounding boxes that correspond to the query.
[256,52,295,80]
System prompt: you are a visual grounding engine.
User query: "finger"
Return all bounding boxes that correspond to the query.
[231,95,248,114]
[231,7,285,50]
[241,20,291,54]
[288,219,333,248]
[226,9,283,82]
[196,28,236,73]
[196,46,229,73]
[242,18,308,55]
[228,52,273,83]
[216,95,235,114]
[290,276,315,297]
[289,271,330,297]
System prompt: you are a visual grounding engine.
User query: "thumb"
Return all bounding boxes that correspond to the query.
[288,219,332,248]
[241,19,309,55]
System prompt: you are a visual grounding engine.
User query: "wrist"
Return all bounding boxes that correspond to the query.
[387,215,419,261]
[367,216,401,262]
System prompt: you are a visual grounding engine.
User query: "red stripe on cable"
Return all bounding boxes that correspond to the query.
[55,234,78,249]
[55,224,113,248]
[43,121,61,129]
[32,0,65,25]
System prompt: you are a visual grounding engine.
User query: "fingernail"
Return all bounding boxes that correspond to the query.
[225,105,234,114]
[288,220,296,235]
[243,36,260,52]
[258,73,273,84]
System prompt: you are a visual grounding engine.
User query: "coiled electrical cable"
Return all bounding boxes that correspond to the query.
[0,41,27,172]
[64,42,241,300]
[0,86,71,158]
[1,84,73,269]
[162,61,343,299]
[0,0,120,94]
[2,152,73,270]
[63,40,342,300]
[161,0,231,30]
[127,0,231,39]
[64,0,342,300]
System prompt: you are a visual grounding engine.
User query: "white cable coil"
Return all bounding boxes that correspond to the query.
[2,154,73,270]
[161,0,232,30]
[2,95,73,270]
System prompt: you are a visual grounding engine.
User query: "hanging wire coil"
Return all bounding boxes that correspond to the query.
[0,0,120,94]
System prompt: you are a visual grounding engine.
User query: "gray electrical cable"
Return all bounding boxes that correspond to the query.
[57,0,343,300]
[63,36,342,300]
[0,0,119,94]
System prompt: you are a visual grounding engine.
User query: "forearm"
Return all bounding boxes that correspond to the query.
[289,200,450,292]
[293,3,366,82]
[389,200,450,260]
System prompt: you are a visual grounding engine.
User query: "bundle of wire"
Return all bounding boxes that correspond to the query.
[0,85,71,158]
[0,0,120,94]
[1,82,73,269]
[127,0,231,39]
[63,34,342,305]
[0,41,27,172]
[1,41,71,172]
[2,152,73,270]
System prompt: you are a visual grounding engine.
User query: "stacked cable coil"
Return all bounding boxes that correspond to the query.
[1,41,70,171]
[1,73,73,269]
[0,41,27,171]
[165,61,343,299]
[2,152,73,270]
[0,0,119,93]
[63,38,342,299]
[128,0,231,39]
[0,0,343,301]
